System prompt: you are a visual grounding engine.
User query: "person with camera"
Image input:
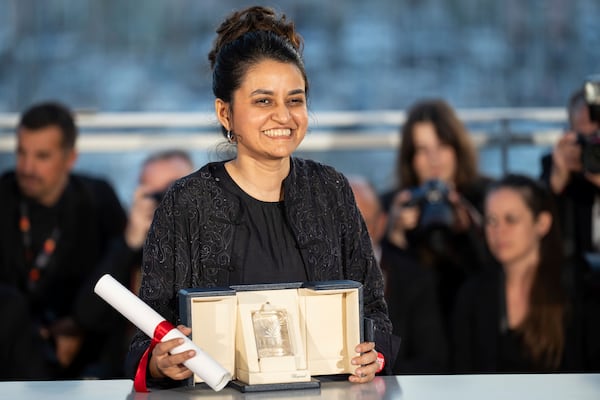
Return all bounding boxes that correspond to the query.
[540,85,600,267]
[122,149,194,292]
[380,99,493,373]
[82,149,195,299]
[71,149,195,378]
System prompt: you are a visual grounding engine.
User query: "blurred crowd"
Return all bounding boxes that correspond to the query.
[1,82,599,380]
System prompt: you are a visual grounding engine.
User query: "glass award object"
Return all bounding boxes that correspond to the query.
[252,302,293,358]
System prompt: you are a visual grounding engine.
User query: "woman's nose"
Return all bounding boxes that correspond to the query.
[427,146,441,160]
[272,103,291,123]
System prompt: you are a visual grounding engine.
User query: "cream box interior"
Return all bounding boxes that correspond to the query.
[178,281,363,387]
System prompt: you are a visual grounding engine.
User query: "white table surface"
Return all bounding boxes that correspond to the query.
[2,373,599,400]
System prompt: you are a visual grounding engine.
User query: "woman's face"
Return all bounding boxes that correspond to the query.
[216,59,308,162]
[484,188,550,269]
[411,122,457,185]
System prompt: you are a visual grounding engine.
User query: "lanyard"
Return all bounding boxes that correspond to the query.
[19,201,61,285]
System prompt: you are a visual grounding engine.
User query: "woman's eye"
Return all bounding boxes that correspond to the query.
[289,97,305,105]
[255,98,271,105]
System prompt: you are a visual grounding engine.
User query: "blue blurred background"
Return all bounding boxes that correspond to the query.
[0,0,598,205]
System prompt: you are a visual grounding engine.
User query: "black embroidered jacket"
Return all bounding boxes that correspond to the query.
[127,158,393,380]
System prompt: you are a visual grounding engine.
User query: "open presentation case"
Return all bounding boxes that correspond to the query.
[178,280,365,392]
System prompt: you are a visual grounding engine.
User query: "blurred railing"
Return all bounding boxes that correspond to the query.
[0,108,567,203]
[0,108,565,170]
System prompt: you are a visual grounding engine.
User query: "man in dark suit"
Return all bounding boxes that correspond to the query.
[0,102,127,379]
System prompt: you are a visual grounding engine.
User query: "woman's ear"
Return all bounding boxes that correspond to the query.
[535,211,553,237]
[215,99,231,132]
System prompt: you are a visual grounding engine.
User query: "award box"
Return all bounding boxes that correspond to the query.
[178,280,364,391]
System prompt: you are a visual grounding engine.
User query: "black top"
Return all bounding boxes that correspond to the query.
[452,266,600,373]
[540,153,600,256]
[215,164,307,284]
[0,171,126,324]
[497,329,534,373]
[0,171,127,378]
[380,176,493,352]
[381,241,448,374]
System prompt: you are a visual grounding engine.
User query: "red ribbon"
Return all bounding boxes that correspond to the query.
[134,320,176,392]
[375,351,385,374]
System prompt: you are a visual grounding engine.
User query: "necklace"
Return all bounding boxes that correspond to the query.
[19,201,61,286]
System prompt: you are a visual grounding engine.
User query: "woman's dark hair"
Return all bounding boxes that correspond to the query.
[396,99,478,190]
[208,6,308,138]
[487,174,566,370]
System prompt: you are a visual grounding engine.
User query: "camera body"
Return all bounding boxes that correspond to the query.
[579,76,600,173]
[576,132,600,174]
[405,179,454,233]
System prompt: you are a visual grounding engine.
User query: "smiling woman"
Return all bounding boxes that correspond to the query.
[126,5,397,391]
[216,59,308,201]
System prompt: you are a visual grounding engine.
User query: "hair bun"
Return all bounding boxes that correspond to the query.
[208,6,303,68]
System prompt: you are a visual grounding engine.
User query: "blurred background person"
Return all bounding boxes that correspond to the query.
[540,85,600,289]
[349,176,448,374]
[381,99,493,355]
[0,101,127,379]
[122,149,195,293]
[73,149,194,378]
[453,174,600,373]
[348,176,387,264]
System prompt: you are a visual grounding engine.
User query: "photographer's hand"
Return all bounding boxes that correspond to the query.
[125,185,158,250]
[550,131,581,194]
[584,171,600,189]
[387,190,419,249]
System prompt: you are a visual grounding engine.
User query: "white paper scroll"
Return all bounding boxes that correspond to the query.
[94,274,232,391]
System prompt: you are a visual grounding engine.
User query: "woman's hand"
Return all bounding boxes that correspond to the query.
[149,325,195,381]
[349,342,380,383]
[387,190,419,248]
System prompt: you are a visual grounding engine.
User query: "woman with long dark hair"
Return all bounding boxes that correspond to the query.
[381,99,491,373]
[453,174,600,372]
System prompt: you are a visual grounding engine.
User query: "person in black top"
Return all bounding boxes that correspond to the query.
[74,149,194,378]
[381,99,492,371]
[540,87,600,286]
[0,101,127,379]
[108,149,194,295]
[453,174,600,373]
[348,176,387,265]
[126,6,396,389]
[349,176,447,374]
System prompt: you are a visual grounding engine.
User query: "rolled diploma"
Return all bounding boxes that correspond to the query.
[94,274,231,391]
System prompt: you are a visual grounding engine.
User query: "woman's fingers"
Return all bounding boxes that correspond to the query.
[151,325,195,380]
[349,342,377,383]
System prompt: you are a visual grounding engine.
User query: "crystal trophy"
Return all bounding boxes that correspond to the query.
[252,302,293,358]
